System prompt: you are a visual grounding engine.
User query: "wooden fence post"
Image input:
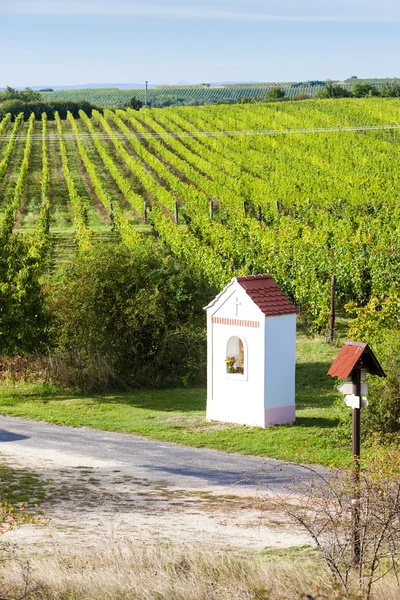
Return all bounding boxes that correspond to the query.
[329,275,336,344]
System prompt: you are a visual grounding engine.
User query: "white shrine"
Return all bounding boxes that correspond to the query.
[205,274,297,428]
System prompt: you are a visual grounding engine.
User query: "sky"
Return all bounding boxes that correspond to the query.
[1,0,399,87]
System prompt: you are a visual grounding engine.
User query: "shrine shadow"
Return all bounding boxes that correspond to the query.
[294,416,340,429]
[295,361,337,409]
[0,430,29,442]
[90,387,207,413]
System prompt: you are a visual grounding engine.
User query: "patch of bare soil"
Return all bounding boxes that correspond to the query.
[3,451,312,554]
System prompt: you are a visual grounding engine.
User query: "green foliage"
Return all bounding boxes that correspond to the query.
[351,82,379,97]
[0,99,99,120]
[317,83,351,98]
[0,86,41,103]
[0,236,50,357]
[380,83,400,97]
[46,241,212,389]
[345,294,400,437]
[124,95,143,110]
[266,87,286,100]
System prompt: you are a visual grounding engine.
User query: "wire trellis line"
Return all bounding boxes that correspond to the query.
[2,123,400,141]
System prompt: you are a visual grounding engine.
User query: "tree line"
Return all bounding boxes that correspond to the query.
[0,87,100,119]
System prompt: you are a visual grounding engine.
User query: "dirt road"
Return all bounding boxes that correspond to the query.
[0,415,312,552]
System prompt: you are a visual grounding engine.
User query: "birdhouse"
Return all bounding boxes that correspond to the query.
[328,340,385,408]
[204,275,297,428]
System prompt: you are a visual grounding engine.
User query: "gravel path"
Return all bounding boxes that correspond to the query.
[0,415,313,552]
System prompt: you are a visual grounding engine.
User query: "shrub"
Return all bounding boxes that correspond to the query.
[45,241,212,390]
[266,87,286,100]
[0,235,49,357]
[343,294,400,438]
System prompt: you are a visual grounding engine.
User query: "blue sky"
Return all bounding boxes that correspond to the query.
[1,0,399,87]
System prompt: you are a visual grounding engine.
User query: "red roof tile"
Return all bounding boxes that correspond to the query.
[327,340,385,379]
[236,274,297,318]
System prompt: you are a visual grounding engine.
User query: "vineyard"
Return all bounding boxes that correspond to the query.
[38,80,399,107]
[1,97,399,333]
[40,83,327,106]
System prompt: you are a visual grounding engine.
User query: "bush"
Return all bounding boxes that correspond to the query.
[317,83,351,98]
[351,82,379,97]
[343,294,400,438]
[45,241,212,390]
[380,83,400,97]
[266,87,285,100]
[0,236,49,357]
[124,95,143,110]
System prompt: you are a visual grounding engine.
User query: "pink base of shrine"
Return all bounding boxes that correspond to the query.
[264,405,295,427]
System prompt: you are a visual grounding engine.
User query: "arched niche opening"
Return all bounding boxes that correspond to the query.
[226,335,245,375]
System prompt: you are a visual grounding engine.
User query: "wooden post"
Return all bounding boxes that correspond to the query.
[329,275,336,344]
[351,367,361,565]
[143,201,147,224]
[209,200,213,220]
[258,206,262,222]
[275,200,281,212]
[109,201,114,229]
[243,200,247,215]
[174,201,179,225]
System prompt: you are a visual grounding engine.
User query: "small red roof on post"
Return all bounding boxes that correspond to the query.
[327,340,385,379]
[236,275,297,318]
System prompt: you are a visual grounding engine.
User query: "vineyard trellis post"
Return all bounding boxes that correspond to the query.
[174,201,179,225]
[329,275,336,344]
[209,200,213,220]
[109,201,114,229]
[143,200,147,224]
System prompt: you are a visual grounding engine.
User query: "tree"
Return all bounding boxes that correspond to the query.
[266,87,285,100]
[380,83,400,97]
[124,95,143,110]
[0,86,41,103]
[351,82,379,97]
[317,83,351,98]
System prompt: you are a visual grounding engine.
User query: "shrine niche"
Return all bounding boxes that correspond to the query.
[204,274,297,428]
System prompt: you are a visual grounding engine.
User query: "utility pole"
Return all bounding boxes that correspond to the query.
[145,80,148,108]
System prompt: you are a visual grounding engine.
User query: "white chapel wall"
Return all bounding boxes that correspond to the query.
[207,284,266,427]
[264,313,296,425]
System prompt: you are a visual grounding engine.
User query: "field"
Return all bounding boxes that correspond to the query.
[0,97,399,330]
[39,79,397,107]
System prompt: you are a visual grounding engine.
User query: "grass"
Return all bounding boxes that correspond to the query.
[0,542,332,600]
[0,460,47,506]
[2,540,399,600]
[0,332,351,468]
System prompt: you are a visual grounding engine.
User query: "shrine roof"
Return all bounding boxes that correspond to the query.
[204,274,296,318]
[236,275,297,317]
[327,340,385,379]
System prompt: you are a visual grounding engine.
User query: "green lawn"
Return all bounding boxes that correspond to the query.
[0,334,351,468]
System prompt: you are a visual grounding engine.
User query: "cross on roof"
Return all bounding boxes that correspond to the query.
[233,297,241,317]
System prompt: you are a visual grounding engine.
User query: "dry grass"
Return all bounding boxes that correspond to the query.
[1,542,399,600]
